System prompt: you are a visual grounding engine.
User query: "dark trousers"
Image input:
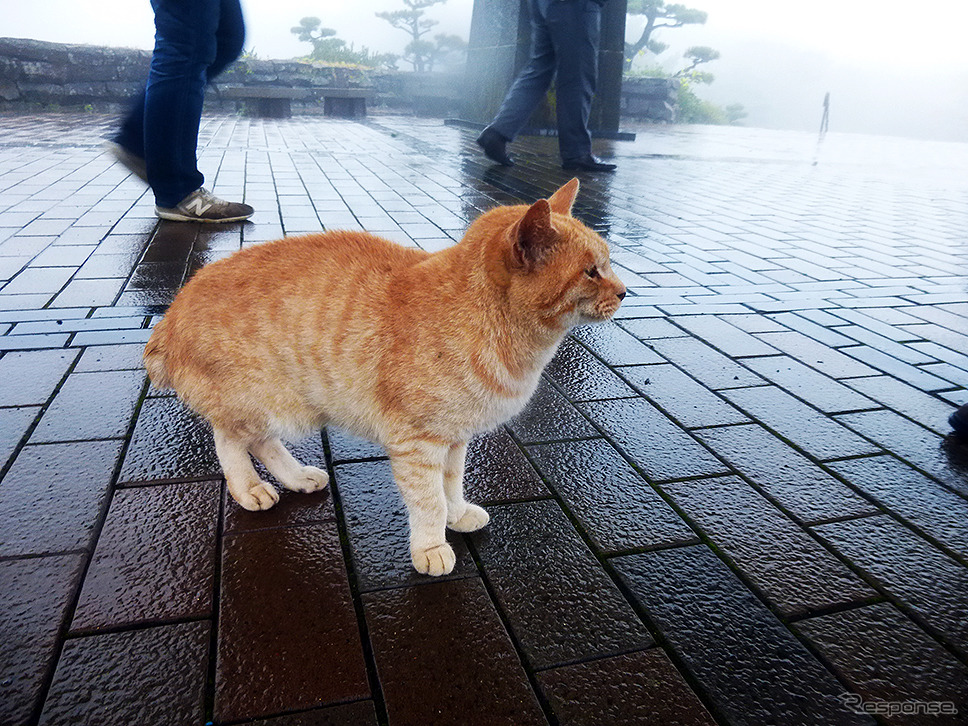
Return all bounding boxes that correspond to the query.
[489,0,601,161]
[115,0,244,207]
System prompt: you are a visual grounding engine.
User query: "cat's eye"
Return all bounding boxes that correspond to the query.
[585,267,600,279]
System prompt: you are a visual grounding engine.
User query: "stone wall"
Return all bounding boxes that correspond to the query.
[0,37,671,121]
[0,37,378,114]
[0,37,150,111]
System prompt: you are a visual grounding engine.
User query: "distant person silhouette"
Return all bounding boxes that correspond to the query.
[107,0,254,222]
[476,0,615,172]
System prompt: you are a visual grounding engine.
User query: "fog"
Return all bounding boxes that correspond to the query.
[637,0,968,142]
[3,1,475,62]
[5,0,967,142]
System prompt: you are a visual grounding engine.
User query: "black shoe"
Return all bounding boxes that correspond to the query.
[476,127,514,167]
[950,403,968,439]
[562,155,616,172]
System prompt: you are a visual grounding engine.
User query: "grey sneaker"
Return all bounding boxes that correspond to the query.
[104,141,148,183]
[155,188,254,223]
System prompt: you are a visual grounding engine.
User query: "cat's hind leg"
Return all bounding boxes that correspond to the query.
[443,441,489,532]
[214,428,280,511]
[387,437,454,576]
[249,437,329,494]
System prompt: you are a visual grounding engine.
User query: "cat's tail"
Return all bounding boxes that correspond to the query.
[143,318,173,390]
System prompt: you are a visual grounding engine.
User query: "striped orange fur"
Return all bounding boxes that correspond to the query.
[144,178,625,575]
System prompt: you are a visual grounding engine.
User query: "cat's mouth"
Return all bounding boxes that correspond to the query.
[586,301,620,322]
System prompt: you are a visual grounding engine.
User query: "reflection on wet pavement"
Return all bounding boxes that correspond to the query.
[1,112,967,724]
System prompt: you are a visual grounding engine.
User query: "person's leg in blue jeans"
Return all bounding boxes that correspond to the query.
[113,0,252,221]
[143,0,220,207]
[115,0,242,161]
[208,0,245,80]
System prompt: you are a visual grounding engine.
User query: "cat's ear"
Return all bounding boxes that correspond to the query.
[511,199,555,270]
[547,178,580,216]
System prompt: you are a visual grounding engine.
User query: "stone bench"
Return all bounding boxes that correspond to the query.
[219,85,375,119]
[315,87,375,118]
[220,86,309,118]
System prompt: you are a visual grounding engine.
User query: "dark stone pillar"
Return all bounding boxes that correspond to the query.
[591,0,628,134]
[463,0,531,127]
[463,0,628,136]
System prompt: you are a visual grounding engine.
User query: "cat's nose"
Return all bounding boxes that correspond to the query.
[616,289,626,301]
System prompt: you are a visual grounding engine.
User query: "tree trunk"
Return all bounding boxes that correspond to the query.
[625,11,657,70]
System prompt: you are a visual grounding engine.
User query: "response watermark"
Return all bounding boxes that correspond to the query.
[840,693,959,717]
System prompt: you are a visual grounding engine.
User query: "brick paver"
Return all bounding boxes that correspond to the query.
[0,112,967,725]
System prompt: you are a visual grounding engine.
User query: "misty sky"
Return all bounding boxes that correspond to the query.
[6,0,968,140]
[4,0,475,60]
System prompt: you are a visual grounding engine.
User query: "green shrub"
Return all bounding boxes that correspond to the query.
[676,79,727,124]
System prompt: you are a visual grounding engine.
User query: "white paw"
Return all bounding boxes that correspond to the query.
[448,503,490,533]
[411,542,456,576]
[283,465,329,493]
[234,481,280,511]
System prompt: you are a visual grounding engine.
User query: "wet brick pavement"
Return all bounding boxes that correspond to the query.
[1,112,967,725]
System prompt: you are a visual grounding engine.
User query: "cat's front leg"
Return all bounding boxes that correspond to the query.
[443,441,489,533]
[387,437,455,576]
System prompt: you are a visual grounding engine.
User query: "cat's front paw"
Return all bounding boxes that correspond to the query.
[447,503,490,533]
[411,542,456,576]
[283,465,329,493]
[234,481,280,511]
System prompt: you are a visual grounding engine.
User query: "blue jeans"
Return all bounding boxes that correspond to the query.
[489,0,601,161]
[116,0,244,207]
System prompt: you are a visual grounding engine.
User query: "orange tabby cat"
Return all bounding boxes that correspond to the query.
[144,178,625,575]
